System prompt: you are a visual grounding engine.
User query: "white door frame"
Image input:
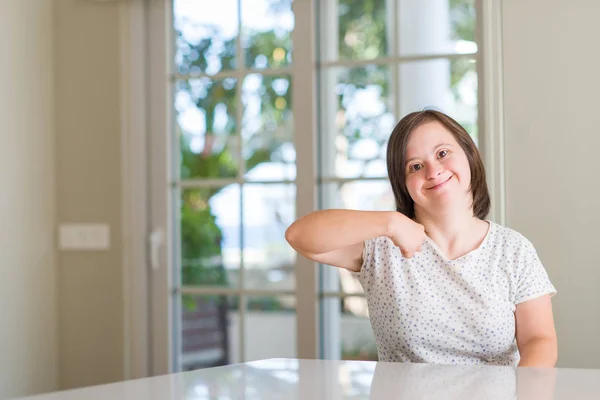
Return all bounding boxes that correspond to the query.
[477,0,506,225]
[119,0,175,378]
[118,0,150,380]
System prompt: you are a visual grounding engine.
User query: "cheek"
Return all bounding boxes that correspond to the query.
[450,156,471,181]
[461,160,472,182]
[405,175,421,196]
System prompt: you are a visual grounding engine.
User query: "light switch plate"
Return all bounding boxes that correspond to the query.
[59,223,111,251]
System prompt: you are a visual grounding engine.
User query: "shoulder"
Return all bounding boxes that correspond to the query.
[488,222,537,252]
[355,236,400,282]
[362,235,402,269]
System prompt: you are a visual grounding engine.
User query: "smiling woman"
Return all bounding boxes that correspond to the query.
[286,109,558,367]
[387,110,489,221]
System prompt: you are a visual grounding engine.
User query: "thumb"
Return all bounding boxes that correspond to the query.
[401,249,414,259]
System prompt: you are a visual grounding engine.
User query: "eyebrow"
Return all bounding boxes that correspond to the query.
[405,143,454,165]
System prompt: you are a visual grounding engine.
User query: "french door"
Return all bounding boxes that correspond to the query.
[145,0,489,375]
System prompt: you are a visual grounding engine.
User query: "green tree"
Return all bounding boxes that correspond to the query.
[175,1,293,309]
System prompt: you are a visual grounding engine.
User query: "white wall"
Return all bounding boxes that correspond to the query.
[0,0,58,398]
[502,0,600,368]
[54,0,125,389]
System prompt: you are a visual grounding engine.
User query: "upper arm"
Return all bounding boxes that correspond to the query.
[300,242,365,272]
[515,294,557,347]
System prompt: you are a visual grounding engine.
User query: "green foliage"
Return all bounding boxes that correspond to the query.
[176,0,291,286]
[450,0,476,42]
[338,0,388,60]
[245,31,291,68]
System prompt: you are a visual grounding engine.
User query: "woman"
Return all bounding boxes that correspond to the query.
[285,110,557,367]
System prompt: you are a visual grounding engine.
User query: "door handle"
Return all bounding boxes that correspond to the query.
[149,228,164,270]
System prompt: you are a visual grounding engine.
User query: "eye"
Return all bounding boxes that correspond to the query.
[408,163,422,173]
[438,149,449,159]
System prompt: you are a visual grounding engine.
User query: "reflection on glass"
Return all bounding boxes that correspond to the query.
[370,362,516,399]
[176,78,239,179]
[242,184,296,291]
[242,74,295,181]
[244,296,297,362]
[337,0,390,61]
[182,357,560,400]
[516,368,557,400]
[398,0,477,56]
[180,187,241,288]
[319,65,394,179]
[179,295,239,371]
[398,58,478,142]
[242,0,294,69]
[173,0,238,75]
[184,359,301,399]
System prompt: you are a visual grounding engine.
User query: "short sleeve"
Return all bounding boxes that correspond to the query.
[514,240,557,304]
[350,236,377,286]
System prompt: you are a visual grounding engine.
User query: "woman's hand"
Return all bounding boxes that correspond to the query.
[388,213,427,258]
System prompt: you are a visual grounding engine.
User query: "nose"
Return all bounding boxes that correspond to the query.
[426,161,444,180]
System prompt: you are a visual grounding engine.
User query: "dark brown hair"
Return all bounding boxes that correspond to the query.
[386,109,490,219]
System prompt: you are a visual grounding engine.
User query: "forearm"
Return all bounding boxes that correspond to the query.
[518,338,558,367]
[285,210,394,255]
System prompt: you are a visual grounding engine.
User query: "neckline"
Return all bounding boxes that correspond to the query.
[424,220,493,263]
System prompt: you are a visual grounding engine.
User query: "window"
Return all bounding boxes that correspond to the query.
[170,0,298,371]
[317,0,478,360]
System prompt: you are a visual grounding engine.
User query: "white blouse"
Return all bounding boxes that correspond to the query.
[352,221,557,366]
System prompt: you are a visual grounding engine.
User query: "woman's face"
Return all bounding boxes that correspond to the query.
[404,121,472,215]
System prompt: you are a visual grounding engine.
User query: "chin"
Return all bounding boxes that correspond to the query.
[421,191,467,212]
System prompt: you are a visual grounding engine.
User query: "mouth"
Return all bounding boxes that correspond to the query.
[427,175,453,190]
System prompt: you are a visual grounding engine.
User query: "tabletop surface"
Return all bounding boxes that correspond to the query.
[13,358,600,399]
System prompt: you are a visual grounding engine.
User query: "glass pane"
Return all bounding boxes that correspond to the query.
[242,74,295,181]
[244,296,296,362]
[321,297,377,361]
[319,66,395,179]
[398,0,477,56]
[398,58,478,143]
[242,0,294,69]
[173,0,238,75]
[320,180,394,294]
[180,187,241,288]
[243,184,296,291]
[180,295,239,371]
[341,297,377,361]
[176,78,240,179]
[320,0,390,62]
[338,269,364,295]
[321,180,395,212]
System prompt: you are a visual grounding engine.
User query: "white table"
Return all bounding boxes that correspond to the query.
[13,358,600,399]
